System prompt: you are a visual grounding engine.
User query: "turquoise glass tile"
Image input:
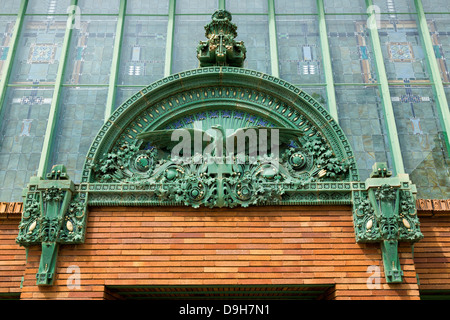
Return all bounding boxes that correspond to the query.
[0,87,53,202]
[276,15,323,84]
[50,87,107,183]
[176,0,218,14]
[118,16,168,86]
[9,16,67,85]
[390,86,450,199]
[26,0,71,14]
[78,0,120,14]
[336,86,392,180]
[126,0,169,15]
[64,16,118,85]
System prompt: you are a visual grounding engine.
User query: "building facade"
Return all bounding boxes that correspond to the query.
[0,0,450,301]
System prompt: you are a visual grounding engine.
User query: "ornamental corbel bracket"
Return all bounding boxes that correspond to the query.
[16,164,88,286]
[352,162,423,283]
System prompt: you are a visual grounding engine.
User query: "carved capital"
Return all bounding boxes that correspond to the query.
[352,162,423,283]
[16,165,88,286]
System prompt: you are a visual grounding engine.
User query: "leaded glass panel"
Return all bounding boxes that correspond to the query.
[172,15,210,73]
[372,0,416,13]
[276,15,323,84]
[378,14,430,82]
[274,0,317,14]
[0,17,16,84]
[326,15,377,84]
[336,86,392,180]
[50,87,107,183]
[0,0,21,14]
[422,0,450,12]
[323,0,366,14]
[127,0,169,15]
[425,14,450,82]
[0,87,53,202]
[78,0,120,14]
[118,16,167,86]
[64,16,118,85]
[231,15,270,73]
[390,85,450,199]
[226,0,268,14]
[26,0,71,14]
[9,16,67,85]
[176,0,218,14]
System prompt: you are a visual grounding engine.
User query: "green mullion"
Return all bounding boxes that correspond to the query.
[225,13,268,16]
[125,14,169,17]
[334,83,379,86]
[7,84,55,87]
[293,83,327,87]
[333,82,433,86]
[37,0,78,178]
[365,0,405,175]
[317,0,338,121]
[61,84,109,87]
[173,13,212,16]
[24,13,119,16]
[275,13,319,16]
[323,12,417,15]
[164,0,176,77]
[115,85,143,88]
[415,0,450,156]
[0,0,28,135]
[387,82,434,86]
[219,0,225,10]
[104,0,127,120]
[268,0,279,77]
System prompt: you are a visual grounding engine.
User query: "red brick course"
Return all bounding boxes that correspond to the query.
[11,205,419,300]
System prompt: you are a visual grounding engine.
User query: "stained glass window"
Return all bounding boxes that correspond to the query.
[336,86,392,180]
[0,0,449,202]
[276,15,323,84]
[390,85,450,199]
[50,87,107,183]
[0,87,53,201]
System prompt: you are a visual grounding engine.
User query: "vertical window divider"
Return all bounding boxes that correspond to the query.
[37,0,78,178]
[365,0,405,175]
[414,0,450,157]
[164,0,176,77]
[268,0,280,77]
[105,0,127,120]
[317,0,338,121]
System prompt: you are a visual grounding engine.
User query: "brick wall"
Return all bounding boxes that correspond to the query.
[16,205,420,300]
[414,213,450,294]
[0,210,25,298]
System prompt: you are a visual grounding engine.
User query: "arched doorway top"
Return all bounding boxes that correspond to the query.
[81,67,358,208]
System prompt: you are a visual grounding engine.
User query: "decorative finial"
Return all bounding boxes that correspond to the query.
[196,10,246,67]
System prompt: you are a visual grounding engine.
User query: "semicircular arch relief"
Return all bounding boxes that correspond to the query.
[82,67,359,208]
